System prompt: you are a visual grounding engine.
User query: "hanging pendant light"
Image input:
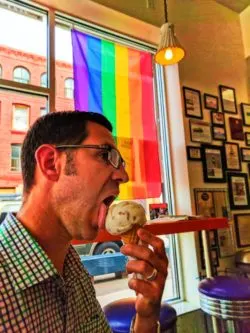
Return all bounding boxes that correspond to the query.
[155,1,185,66]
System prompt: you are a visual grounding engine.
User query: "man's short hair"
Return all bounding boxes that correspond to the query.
[21,111,112,193]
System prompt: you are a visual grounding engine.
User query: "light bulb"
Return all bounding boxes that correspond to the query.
[164,48,173,60]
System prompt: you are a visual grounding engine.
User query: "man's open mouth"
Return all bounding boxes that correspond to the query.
[103,196,116,207]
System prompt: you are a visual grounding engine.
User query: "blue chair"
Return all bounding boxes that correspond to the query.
[199,276,250,333]
[103,297,177,333]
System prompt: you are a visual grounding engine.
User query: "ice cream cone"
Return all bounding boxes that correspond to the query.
[121,225,141,245]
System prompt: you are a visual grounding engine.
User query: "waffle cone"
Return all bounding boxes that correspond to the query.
[121,226,141,245]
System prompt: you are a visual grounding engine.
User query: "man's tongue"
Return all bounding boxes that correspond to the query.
[98,202,108,229]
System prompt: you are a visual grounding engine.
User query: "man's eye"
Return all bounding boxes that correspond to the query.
[99,151,109,162]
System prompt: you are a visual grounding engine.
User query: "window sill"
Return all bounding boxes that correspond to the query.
[169,300,200,316]
[11,130,27,134]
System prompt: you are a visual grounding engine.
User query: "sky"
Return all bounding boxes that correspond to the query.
[0,6,72,63]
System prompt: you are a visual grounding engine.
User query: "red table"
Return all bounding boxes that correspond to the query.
[73,217,228,278]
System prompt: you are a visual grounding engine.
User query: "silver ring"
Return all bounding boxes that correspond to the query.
[146,268,158,281]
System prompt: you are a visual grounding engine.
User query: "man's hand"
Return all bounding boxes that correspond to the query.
[120,228,168,332]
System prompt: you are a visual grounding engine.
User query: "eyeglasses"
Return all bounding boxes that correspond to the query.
[55,144,126,169]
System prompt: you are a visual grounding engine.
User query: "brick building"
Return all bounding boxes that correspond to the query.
[0,46,74,193]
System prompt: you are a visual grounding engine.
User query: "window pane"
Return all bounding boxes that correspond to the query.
[12,105,29,131]
[40,72,47,87]
[13,67,30,84]
[11,144,21,171]
[0,89,48,192]
[0,1,47,86]
[55,22,75,111]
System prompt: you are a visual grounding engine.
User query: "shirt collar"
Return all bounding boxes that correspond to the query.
[0,213,58,291]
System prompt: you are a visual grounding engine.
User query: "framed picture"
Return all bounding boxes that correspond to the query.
[183,86,203,119]
[189,120,212,143]
[241,148,250,162]
[201,248,219,270]
[149,203,168,220]
[227,172,250,210]
[204,94,219,110]
[229,117,244,141]
[245,133,250,146]
[211,111,225,126]
[241,103,250,126]
[194,188,230,218]
[201,145,226,182]
[224,142,241,171]
[217,225,236,257]
[212,126,226,141]
[234,214,250,247]
[186,146,202,161]
[219,85,237,114]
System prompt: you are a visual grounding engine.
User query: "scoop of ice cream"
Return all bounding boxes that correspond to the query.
[105,201,147,235]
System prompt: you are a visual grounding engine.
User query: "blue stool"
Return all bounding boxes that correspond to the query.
[199,276,250,333]
[103,297,177,333]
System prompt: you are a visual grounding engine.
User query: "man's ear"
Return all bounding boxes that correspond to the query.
[35,144,61,182]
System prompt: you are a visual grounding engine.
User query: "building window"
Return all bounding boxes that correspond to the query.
[13,66,30,84]
[40,107,47,116]
[64,78,74,98]
[0,64,2,78]
[11,144,22,171]
[12,105,29,131]
[40,72,47,87]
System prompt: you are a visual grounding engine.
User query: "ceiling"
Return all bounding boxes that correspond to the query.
[215,0,250,13]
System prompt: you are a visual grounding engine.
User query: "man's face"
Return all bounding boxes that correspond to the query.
[54,121,129,241]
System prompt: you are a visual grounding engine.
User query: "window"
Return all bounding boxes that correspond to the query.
[0,64,2,78]
[11,144,21,171]
[1,1,180,307]
[40,72,47,87]
[12,104,29,131]
[13,66,30,84]
[64,78,74,98]
[40,107,47,116]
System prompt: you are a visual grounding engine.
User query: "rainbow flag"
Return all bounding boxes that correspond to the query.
[71,29,161,199]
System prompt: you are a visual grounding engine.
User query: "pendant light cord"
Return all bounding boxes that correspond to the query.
[163,0,168,23]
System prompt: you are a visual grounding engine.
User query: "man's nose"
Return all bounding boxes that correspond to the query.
[113,165,129,184]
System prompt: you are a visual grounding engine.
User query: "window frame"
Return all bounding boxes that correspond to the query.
[13,66,31,84]
[10,144,22,172]
[40,72,47,87]
[64,77,74,98]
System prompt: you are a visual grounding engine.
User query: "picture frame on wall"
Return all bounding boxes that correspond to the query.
[183,86,203,119]
[201,248,219,270]
[241,148,250,162]
[211,111,225,126]
[227,172,250,210]
[204,94,219,110]
[194,190,215,217]
[224,142,241,171]
[201,145,226,183]
[245,133,250,146]
[241,103,250,126]
[212,126,226,141]
[194,188,230,217]
[234,214,250,248]
[189,120,212,143]
[217,226,236,257]
[219,85,237,114]
[186,146,202,161]
[229,117,244,140]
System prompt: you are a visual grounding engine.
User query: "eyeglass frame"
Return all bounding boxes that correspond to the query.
[55,144,126,169]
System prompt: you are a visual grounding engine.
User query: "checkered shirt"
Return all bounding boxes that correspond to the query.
[0,214,112,332]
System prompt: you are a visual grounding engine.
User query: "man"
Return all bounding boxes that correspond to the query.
[0,111,168,332]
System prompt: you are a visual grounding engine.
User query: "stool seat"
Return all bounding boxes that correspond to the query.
[103,297,177,333]
[199,276,250,301]
[199,276,250,320]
